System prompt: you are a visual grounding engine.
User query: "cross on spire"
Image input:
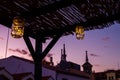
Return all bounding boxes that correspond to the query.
[86,51,88,62]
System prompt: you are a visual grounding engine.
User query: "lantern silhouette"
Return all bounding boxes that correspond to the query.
[11,17,24,38]
[75,26,84,40]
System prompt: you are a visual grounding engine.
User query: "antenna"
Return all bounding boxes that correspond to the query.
[5,28,10,58]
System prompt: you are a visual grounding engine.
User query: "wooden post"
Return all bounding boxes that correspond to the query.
[34,38,42,80]
[34,60,42,80]
[23,33,63,80]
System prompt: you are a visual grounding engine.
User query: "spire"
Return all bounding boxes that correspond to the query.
[82,51,93,74]
[86,51,88,62]
[63,44,66,55]
[61,44,67,61]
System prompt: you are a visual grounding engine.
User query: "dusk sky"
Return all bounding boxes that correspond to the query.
[0,23,120,72]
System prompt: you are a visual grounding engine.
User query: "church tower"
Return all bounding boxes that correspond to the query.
[82,51,93,74]
[57,44,81,70]
[58,44,69,69]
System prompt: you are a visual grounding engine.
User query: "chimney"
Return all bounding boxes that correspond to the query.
[50,57,54,66]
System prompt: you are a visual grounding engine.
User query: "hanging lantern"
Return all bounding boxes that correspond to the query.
[75,25,84,40]
[11,16,25,38]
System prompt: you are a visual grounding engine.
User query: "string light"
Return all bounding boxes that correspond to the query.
[11,16,24,38]
[75,25,84,40]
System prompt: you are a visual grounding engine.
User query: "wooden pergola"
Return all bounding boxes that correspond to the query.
[0,0,120,80]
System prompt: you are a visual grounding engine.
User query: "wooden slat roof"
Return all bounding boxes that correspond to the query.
[0,0,120,39]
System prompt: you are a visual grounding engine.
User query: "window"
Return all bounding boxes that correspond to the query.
[26,78,33,80]
[109,76,114,80]
[111,76,113,80]
[62,78,68,80]
[0,75,9,80]
[109,76,111,80]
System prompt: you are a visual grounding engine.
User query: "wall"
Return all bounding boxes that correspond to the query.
[56,72,89,80]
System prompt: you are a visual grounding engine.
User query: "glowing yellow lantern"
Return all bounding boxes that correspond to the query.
[75,26,84,40]
[11,17,24,38]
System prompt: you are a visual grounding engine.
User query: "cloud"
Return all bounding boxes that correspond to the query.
[46,53,53,57]
[0,37,4,40]
[9,48,29,55]
[102,37,110,41]
[28,54,32,57]
[90,53,99,57]
[9,48,16,52]
[94,64,100,67]
[16,48,22,53]
[21,49,28,55]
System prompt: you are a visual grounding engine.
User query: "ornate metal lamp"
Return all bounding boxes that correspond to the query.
[75,25,84,40]
[11,16,25,38]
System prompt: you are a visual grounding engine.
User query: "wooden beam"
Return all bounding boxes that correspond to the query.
[23,35,36,60]
[40,32,63,61]
[35,38,43,60]
[22,0,86,18]
[45,13,120,35]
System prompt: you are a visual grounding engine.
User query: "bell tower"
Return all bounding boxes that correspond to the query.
[82,51,93,74]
